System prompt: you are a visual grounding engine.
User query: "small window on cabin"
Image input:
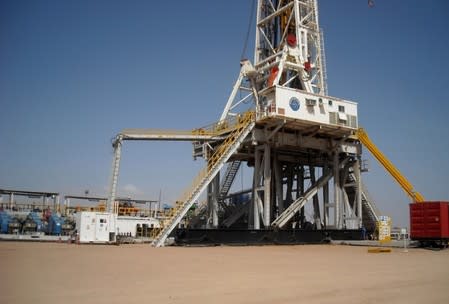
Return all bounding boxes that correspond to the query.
[338,105,345,113]
[100,219,106,224]
[328,100,333,106]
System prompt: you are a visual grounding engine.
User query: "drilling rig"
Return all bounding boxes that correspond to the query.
[106,0,427,247]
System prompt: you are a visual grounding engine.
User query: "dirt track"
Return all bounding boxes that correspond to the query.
[1,242,448,304]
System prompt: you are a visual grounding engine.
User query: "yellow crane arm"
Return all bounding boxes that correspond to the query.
[356,128,425,203]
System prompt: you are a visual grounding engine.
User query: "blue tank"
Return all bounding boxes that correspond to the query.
[0,211,10,233]
[47,214,64,235]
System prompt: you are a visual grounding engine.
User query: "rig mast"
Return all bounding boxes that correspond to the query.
[106,1,381,246]
[192,0,379,239]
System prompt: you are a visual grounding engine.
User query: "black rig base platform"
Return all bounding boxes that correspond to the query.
[175,228,364,246]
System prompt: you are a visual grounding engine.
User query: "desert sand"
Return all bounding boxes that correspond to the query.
[1,242,448,304]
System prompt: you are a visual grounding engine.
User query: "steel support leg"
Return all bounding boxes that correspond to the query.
[263,144,271,227]
[310,166,322,229]
[107,137,122,213]
[354,158,363,228]
[54,195,60,213]
[323,165,330,228]
[274,153,284,216]
[65,198,70,216]
[285,165,294,209]
[298,166,305,227]
[333,152,341,229]
[252,148,262,229]
[207,175,219,228]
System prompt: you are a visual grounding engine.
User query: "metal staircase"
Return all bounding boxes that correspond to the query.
[187,161,242,228]
[151,112,255,247]
[346,173,380,232]
[219,160,242,199]
[359,177,381,231]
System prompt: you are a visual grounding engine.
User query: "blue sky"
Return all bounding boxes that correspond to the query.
[1,0,448,227]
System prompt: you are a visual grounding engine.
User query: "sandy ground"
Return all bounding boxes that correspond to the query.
[1,242,448,304]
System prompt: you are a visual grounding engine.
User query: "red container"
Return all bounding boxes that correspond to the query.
[410,201,449,240]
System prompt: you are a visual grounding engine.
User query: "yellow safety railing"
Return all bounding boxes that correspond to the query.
[356,128,425,203]
[152,111,255,239]
[191,112,253,136]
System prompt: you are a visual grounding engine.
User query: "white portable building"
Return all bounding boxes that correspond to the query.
[76,212,117,243]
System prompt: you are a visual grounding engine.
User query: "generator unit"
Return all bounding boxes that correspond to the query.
[47,214,64,235]
[22,212,43,234]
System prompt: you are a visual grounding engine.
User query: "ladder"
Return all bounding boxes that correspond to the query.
[356,128,425,202]
[347,172,380,231]
[151,112,255,247]
[272,170,333,228]
[319,28,328,95]
[219,160,242,199]
[187,160,242,228]
[361,182,380,231]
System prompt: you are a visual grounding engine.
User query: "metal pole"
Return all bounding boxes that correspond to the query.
[274,153,284,215]
[310,166,321,229]
[66,198,70,216]
[323,165,329,228]
[354,158,363,227]
[333,152,340,229]
[263,144,271,227]
[298,166,304,227]
[158,189,162,217]
[206,175,219,229]
[253,148,261,229]
[285,165,293,209]
[107,137,123,213]
[207,183,213,228]
[212,174,220,228]
[402,228,408,252]
[254,0,262,64]
[55,195,60,214]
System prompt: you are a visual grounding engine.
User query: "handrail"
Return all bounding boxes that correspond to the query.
[150,111,255,244]
[192,112,255,136]
[120,112,252,140]
[356,128,425,203]
[175,111,255,209]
